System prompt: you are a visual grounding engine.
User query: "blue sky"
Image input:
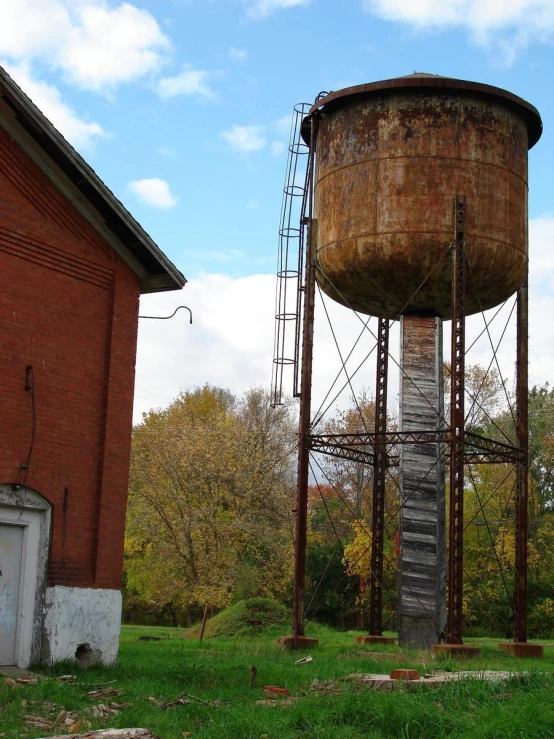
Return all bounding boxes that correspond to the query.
[1,0,553,420]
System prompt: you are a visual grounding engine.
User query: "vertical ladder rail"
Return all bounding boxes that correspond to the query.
[271,103,311,407]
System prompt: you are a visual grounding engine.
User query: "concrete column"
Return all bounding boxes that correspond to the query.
[398,316,446,648]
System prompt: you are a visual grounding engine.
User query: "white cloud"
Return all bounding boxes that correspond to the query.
[529,215,554,295]
[2,61,107,149]
[272,113,292,135]
[246,0,311,21]
[220,124,266,153]
[247,199,260,209]
[134,274,276,420]
[134,216,554,423]
[156,64,214,99]
[134,273,377,422]
[270,140,286,156]
[187,249,246,263]
[0,0,71,58]
[268,115,292,156]
[128,178,178,209]
[229,47,248,61]
[362,0,554,61]
[59,2,170,91]
[0,0,170,92]
[156,145,177,158]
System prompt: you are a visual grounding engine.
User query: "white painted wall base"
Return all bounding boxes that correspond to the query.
[42,586,122,665]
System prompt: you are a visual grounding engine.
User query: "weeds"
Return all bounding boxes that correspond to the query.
[1,625,552,738]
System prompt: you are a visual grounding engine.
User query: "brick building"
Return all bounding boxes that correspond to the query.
[0,66,185,668]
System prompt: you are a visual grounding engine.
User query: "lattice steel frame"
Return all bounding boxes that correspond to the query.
[287,161,530,647]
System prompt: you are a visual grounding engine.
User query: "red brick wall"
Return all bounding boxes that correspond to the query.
[0,126,141,590]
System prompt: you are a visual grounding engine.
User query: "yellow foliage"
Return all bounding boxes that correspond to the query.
[342,520,372,577]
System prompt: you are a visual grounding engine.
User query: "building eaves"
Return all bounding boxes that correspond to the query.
[0,65,186,294]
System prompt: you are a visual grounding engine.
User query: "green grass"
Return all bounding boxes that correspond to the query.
[1,625,554,738]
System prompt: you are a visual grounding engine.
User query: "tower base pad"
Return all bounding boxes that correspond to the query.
[431,644,481,658]
[277,635,319,649]
[355,635,396,645]
[499,642,543,658]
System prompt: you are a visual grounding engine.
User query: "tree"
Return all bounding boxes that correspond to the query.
[444,362,507,434]
[528,384,554,513]
[303,391,399,629]
[124,385,297,622]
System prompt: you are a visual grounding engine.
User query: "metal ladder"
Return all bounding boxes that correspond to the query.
[270,102,311,407]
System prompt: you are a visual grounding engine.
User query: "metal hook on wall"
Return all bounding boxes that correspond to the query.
[138,305,193,324]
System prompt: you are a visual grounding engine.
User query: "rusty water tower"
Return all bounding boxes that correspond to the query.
[272,74,542,656]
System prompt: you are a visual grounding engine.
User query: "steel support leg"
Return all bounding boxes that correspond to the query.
[369,318,389,636]
[292,219,316,646]
[446,195,466,645]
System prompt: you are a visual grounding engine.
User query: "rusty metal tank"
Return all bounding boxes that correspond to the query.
[304,74,542,319]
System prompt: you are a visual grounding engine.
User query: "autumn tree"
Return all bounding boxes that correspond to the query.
[528,384,554,513]
[304,391,399,629]
[124,385,297,623]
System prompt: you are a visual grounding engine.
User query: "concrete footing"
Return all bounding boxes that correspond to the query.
[431,644,481,658]
[499,641,544,658]
[355,635,396,645]
[277,635,319,649]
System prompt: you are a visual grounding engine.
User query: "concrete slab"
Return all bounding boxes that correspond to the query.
[347,669,537,691]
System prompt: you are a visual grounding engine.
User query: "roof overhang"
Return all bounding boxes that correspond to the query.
[0,65,186,294]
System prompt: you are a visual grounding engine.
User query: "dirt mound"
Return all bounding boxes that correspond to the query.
[182,598,288,638]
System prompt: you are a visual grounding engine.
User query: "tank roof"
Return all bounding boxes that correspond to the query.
[305,74,542,149]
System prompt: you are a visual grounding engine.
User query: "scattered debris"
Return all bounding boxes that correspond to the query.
[37,730,157,739]
[295,656,313,665]
[23,714,57,731]
[250,665,257,688]
[256,698,297,707]
[58,675,78,682]
[91,703,130,720]
[148,694,191,709]
[309,679,343,695]
[15,675,38,685]
[183,692,220,708]
[21,697,129,733]
[263,686,290,697]
[87,688,124,699]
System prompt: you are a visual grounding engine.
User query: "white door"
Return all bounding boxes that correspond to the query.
[0,524,24,665]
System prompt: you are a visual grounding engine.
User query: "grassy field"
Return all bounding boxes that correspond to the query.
[1,623,554,738]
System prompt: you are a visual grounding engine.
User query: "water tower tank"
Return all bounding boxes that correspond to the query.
[304,74,542,319]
